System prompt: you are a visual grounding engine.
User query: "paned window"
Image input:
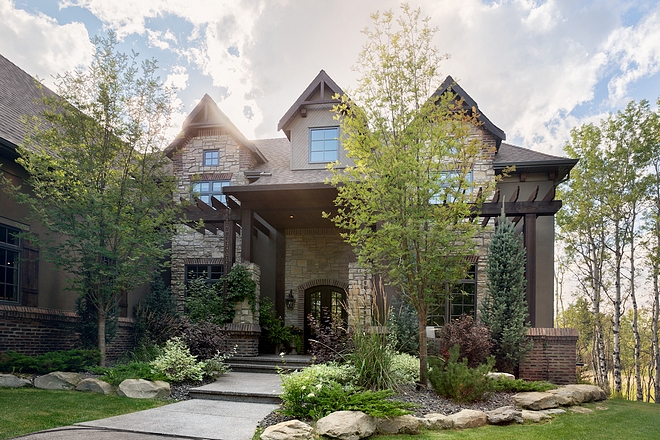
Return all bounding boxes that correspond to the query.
[192,180,230,206]
[0,224,20,302]
[427,264,477,327]
[185,264,224,284]
[430,169,474,204]
[203,150,219,166]
[309,127,339,163]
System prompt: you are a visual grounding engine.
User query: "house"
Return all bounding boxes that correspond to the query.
[167,70,578,355]
[0,54,141,358]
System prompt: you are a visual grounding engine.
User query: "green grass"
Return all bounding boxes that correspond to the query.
[374,399,660,440]
[0,388,168,440]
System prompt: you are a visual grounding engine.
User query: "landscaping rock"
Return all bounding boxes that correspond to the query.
[486,372,515,380]
[548,387,581,406]
[521,410,551,423]
[117,379,170,399]
[34,372,82,390]
[449,409,488,429]
[376,415,420,435]
[0,373,31,388]
[315,411,377,440]
[569,406,593,414]
[542,408,566,416]
[421,413,453,430]
[561,384,607,402]
[76,378,113,395]
[486,406,523,425]
[260,420,314,440]
[513,392,558,410]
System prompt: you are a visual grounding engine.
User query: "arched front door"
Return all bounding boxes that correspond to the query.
[304,285,347,353]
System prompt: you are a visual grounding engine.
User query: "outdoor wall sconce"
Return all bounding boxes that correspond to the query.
[285,290,296,310]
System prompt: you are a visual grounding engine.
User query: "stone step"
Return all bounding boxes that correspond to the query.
[189,371,283,404]
[227,354,312,374]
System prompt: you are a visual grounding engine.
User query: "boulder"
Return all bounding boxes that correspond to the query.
[449,409,488,429]
[486,406,523,425]
[561,384,607,402]
[117,379,170,399]
[548,387,581,406]
[315,411,377,440]
[486,372,515,380]
[34,372,82,390]
[569,406,593,414]
[76,378,113,395]
[0,373,31,388]
[261,420,314,440]
[521,410,552,423]
[513,392,558,410]
[421,413,453,430]
[542,408,566,416]
[376,415,420,435]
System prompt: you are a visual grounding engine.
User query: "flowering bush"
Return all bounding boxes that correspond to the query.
[390,352,420,385]
[150,337,206,382]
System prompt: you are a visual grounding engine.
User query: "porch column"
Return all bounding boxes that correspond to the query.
[523,213,537,327]
[241,207,253,262]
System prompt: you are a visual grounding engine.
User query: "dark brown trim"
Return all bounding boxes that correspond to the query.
[524,213,537,327]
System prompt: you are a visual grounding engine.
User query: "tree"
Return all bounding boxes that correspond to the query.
[481,212,531,374]
[11,33,180,366]
[328,5,494,384]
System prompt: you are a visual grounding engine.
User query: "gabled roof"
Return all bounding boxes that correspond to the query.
[277,70,345,139]
[165,94,266,163]
[0,54,55,158]
[432,75,506,148]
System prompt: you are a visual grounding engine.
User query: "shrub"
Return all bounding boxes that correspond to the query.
[202,351,233,379]
[435,314,492,368]
[388,299,419,355]
[179,319,230,360]
[491,378,556,393]
[150,337,206,382]
[117,340,164,364]
[259,298,292,352]
[91,362,167,386]
[134,274,182,344]
[0,349,100,374]
[307,312,353,363]
[75,294,117,349]
[390,352,420,385]
[428,344,495,403]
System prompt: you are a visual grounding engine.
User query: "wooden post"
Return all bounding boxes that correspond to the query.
[524,213,537,327]
[275,230,286,319]
[241,208,253,262]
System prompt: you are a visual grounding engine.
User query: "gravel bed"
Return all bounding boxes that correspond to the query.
[257,385,515,429]
[169,377,215,401]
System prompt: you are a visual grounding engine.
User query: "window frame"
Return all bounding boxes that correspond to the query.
[309,126,339,163]
[203,150,220,167]
[430,169,474,205]
[185,264,224,284]
[427,263,477,327]
[191,180,230,207]
[0,224,21,303]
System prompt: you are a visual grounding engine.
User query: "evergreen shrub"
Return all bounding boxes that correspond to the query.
[0,349,100,374]
[428,344,495,402]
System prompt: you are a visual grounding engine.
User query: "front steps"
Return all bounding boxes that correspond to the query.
[226,354,312,374]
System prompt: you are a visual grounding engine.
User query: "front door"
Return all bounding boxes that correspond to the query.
[304,285,347,353]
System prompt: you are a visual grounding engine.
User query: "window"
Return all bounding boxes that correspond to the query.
[430,169,474,204]
[203,150,219,166]
[186,264,224,284]
[0,224,20,302]
[192,180,230,206]
[309,127,339,163]
[427,264,477,327]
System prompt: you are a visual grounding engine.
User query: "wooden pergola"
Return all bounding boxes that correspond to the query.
[182,182,561,326]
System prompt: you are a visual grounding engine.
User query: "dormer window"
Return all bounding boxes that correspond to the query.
[203,150,219,166]
[309,127,339,163]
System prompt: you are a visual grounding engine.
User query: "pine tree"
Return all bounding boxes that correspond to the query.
[482,212,531,374]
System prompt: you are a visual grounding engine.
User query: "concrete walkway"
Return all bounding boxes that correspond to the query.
[16,372,283,440]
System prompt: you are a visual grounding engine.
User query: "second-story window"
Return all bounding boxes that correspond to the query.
[309,127,339,163]
[203,150,219,166]
[192,180,230,206]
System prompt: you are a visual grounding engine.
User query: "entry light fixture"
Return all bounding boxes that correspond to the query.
[285,290,296,310]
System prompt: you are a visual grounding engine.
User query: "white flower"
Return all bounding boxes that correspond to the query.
[307,393,315,398]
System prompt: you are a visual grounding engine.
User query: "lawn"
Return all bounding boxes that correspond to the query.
[0,388,168,440]
[375,399,660,440]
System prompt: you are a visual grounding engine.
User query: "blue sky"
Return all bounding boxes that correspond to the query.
[2,0,660,156]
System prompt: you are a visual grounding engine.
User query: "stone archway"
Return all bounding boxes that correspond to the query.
[294,279,349,333]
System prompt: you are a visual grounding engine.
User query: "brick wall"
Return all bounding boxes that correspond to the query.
[519,327,578,385]
[221,323,260,357]
[0,304,136,362]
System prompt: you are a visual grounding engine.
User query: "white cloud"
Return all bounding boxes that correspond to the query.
[165,65,188,90]
[0,0,93,88]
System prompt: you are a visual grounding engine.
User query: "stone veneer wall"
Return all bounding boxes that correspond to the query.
[0,304,136,362]
[519,327,579,385]
[170,133,248,304]
[284,229,354,327]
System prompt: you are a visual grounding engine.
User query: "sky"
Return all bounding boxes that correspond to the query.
[2,0,660,157]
